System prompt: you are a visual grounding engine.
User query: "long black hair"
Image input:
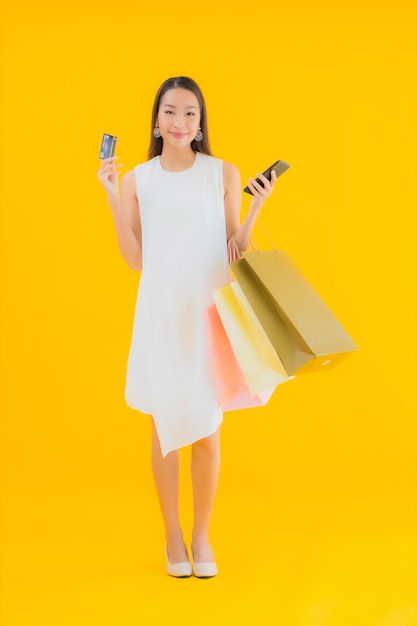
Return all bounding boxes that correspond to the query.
[147,76,212,160]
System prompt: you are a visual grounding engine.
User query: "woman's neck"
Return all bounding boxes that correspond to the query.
[159,146,196,172]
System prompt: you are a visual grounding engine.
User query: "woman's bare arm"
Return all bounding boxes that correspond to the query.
[98,157,142,270]
[223,161,276,261]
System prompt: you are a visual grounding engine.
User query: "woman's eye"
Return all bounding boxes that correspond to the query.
[187,112,195,116]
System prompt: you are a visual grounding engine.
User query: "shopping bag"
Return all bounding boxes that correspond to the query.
[205,304,277,411]
[211,282,291,395]
[230,250,359,375]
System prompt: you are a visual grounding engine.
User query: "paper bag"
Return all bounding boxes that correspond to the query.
[230,250,359,375]
[212,282,291,395]
[205,304,277,411]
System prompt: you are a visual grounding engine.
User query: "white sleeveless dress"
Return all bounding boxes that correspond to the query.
[125,152,229,457]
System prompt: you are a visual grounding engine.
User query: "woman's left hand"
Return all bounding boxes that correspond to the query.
[247,169,277,213]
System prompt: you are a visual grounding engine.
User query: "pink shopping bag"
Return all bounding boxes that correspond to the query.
[205,303,276,411]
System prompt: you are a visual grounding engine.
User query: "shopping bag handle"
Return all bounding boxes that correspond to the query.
[248,219,279,255]
[227,233,241,263]
[256,218,279,252]
[227,218,278,268]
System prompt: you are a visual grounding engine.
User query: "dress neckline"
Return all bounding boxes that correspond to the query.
[158,151,200,173]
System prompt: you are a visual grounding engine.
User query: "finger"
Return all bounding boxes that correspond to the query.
[248,178,268,196]
[104,164,123,174]
[256,173,272,191]
[247,179,259,195]
[102,164,123,177]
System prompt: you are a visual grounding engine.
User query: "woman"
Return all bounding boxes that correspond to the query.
[97,76,276,578]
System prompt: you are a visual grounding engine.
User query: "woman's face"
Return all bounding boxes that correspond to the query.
[157,88,201,148]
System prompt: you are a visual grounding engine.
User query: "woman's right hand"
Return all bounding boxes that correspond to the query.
[97,156,123,196]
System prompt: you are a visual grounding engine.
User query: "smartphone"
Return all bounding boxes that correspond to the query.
[99,133,117,159]
[243,159,290,194]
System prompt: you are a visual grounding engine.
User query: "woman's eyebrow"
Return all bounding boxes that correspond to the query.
[163,104,197,109]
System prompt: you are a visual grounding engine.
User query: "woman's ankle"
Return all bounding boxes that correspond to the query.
[166,534,189,564]
[191,530,210,546]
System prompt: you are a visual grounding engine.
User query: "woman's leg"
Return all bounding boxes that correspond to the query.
[191,426,221,562]
[151,418,188,563]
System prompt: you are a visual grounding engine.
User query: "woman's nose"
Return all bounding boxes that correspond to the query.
[173,116,185,128]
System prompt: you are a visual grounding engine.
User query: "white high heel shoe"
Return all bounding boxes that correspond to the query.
[191,545,218,578]
[165,546,192,578]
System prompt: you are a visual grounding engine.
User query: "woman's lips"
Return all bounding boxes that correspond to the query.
[170,132,188,138]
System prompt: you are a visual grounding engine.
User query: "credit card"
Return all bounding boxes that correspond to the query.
[99,133,117,159]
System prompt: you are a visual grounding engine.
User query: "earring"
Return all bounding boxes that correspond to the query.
[153,126,161,138]
[194,129,203,142]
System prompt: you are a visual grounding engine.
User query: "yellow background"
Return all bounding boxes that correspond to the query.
[1,1,416,624]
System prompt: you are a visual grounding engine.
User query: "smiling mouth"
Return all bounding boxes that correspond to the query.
[170,132,187,138]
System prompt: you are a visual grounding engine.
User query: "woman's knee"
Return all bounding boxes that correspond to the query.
[192,429,220,455]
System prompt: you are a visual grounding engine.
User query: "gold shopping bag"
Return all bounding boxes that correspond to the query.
[212,282,291,396]
[230,250,359,375]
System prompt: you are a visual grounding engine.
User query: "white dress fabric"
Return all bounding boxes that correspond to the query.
[125,152,229,457]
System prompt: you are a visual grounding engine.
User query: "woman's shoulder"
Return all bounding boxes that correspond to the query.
[198,152,221,166]
[221,160,239,174]
[133,156,159,173]
[120,168,136,196]
[222,160,240,187]
[121,157,158,190]
[199,153,239,176]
